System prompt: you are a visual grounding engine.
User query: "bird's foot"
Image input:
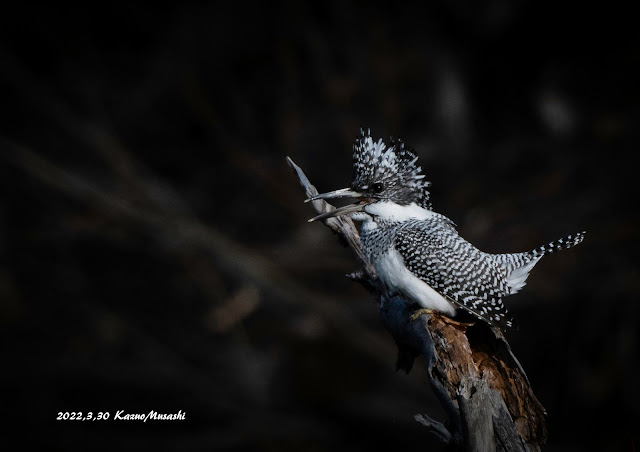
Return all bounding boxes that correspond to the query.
[410,309,476,329]
[441,316,475,328]
[410,308,435,322]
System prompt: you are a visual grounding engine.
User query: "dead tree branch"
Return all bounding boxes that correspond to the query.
[287,157,547,452]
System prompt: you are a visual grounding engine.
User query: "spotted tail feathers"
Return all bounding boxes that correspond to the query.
[529,231,586,258]
[494,231,585,297]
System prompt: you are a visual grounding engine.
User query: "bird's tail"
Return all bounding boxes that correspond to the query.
[495,231,585,294]
[529,231,586,258]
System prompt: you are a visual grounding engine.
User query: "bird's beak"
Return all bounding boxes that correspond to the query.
[305,187,372,222]
[305,187,363,202]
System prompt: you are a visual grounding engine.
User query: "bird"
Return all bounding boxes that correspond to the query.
[305,129,585,328]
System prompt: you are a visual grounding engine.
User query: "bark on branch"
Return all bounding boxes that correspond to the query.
[287,157,547,451]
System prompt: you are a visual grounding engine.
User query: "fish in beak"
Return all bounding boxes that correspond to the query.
[305,188,373,222]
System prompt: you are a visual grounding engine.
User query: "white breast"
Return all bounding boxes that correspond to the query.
[375,247,456,316]
[364,201,435,222]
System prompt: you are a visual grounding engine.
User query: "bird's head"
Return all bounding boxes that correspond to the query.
[307,129,432,222]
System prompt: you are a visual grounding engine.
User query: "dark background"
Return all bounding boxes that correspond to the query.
[1,2,638,451]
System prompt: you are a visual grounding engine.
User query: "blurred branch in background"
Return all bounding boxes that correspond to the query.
[4,137,396,360]
[0,48,377,348]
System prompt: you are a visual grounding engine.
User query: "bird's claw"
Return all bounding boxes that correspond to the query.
[410,308,435,322]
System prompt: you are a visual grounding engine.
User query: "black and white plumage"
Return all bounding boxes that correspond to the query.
[351,132,433,210]
[307,129,585,328]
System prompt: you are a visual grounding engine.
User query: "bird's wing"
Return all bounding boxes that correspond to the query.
[394,219,513,328]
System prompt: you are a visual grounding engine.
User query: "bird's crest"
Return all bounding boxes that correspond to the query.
[352,128,432,209]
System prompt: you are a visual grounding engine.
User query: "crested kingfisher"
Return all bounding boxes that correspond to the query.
[306,129,584,328]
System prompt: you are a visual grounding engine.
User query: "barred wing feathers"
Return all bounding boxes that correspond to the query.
[394,218,514,328]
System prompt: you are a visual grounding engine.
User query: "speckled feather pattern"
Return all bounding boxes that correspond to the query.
[492,232,586,275]
[362,216,585,328]
[352,129,433,210]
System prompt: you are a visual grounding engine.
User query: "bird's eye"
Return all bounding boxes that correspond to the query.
[371,182,384,193]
